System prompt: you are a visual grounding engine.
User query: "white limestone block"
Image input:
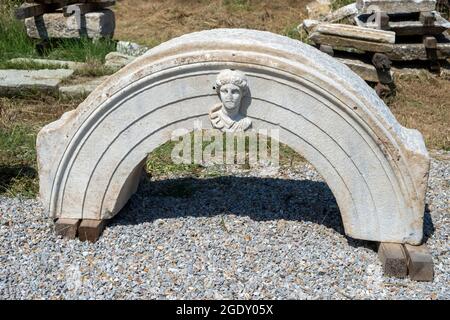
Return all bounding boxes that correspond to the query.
[0,69,74,94]
[8,58,87,71]
[356,0,436,14]
[59,76,109,97]
[25,10,115,39]
[104,51,136,69]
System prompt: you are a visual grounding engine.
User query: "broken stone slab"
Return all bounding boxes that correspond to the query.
[387,42,450,60]
[306,0,332,20]
[355,11,450,36]
[336,56,391,82]
[315,23,396,43]
[392,64,450,77]
[25,9,115,39]
[0,69,74,95]
[116,41,149,57]
[356,0,436,14]
[308,32,394,52]
[301,19,320,34]
[8,58,87,71]
[59,76,109,97]
[104,51,136,69]
[324,3,358,23]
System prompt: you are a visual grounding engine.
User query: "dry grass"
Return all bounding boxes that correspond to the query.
[113,0,309,46]
[0,95,82,196]
[387,74,450,151]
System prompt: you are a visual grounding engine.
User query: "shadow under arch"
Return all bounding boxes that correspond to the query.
[110,171,379,250]
[111,171,434,249]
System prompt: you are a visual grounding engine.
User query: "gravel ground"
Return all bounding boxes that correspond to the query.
[0,152,448,300]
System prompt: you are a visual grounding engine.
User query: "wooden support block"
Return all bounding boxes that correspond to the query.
[378,12,390,30]
[423,36,437,49]
[15,2,66,19]
[35,39,51,55]
[423,36,440,73]
[378,242,408,278]
[55,218,80,239]
[372,53,393,84]
[78,219,105,243]
[372,53,392,70]
[420,11,436,27]
[63,1,115,17]
[319,44,334,56]
[15,3,45,20]
[404,244,434,281]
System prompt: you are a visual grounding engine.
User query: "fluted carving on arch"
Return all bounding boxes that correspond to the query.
[37,29,429,245]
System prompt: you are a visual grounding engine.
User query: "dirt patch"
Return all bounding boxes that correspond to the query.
[113,0,309,46]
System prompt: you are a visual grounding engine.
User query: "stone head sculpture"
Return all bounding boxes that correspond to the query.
[209,69,252,132]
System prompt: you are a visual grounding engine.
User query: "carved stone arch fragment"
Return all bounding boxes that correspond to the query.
[37,29,430,244]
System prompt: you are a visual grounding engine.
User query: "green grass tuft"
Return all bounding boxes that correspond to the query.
[0,125,39,198]
[43,38,117,63]
[222,0,252,11]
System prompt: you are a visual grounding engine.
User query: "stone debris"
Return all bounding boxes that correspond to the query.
[104,51,137,69]
[0,69,74,95]
[302,0,450,93]
[59,76,109,97]
[356,0,437,14]
[8,58,87,71]
[324,3,359,23]
[116,41,149,57]
[355,10,450,36]
[335,56,388,82]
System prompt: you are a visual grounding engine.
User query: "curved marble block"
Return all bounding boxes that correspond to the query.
[37,29,430,244]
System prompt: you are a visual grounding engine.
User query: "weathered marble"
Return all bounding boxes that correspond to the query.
[59,76,109,97]
[0,69,74,95]
[25,9,115,39]
[354,11,450,36]
[116,41,149,57]
[104,51,136,69]
[324,3,358,23]
[388,42,450,60]
[301,19,320,33]
[315,23,396,43]
[308,32,394,52]
[209,69,252,132]
[36,29,430,245]
[8,58,87,70]
[336,57,387,82]
[356,0,436,14]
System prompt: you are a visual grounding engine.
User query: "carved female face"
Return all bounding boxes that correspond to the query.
[219,83,242,113]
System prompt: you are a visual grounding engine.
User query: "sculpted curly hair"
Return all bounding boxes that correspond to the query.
[215,69,249,96]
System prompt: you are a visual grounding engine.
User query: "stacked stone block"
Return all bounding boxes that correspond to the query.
[15,0,116,40]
